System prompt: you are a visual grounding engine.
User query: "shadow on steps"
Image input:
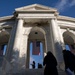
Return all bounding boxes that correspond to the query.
[7,68,67,75]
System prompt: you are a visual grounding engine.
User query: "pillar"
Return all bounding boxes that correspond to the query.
[45,31,52,53]
[26,41,30,68]
[58,26,65,50]
[13,18,24,50]
[57,26,65,70]
[11,18,24,72]
[19,33,28,69]
[50,18,63,62]
[20,25,32,69]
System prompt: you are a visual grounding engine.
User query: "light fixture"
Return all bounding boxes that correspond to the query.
[35,32,38,34]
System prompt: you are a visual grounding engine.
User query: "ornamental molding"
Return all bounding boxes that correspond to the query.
[57,15,75,22]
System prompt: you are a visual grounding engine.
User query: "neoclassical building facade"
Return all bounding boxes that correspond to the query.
[0,4,75,75]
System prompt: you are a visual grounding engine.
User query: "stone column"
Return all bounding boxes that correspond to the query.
[19,33,28,69]
[5,21,17,61]
[19,25,32,69]
[2,20,18,74]
[11,18,24,72]
[13,18,24,50]
[50,18,63,62]
[57,26,65,70]
[58,26,65,50]
[26,41,30,68]
[42,40,46,57]
[45,31,52,53]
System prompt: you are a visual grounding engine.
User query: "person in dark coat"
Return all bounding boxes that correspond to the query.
[43,51,58,75]
[31,61,35,69]
[63,50,75,74]
[38,63,43,68]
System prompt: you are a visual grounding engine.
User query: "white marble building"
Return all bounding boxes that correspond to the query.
[0,4,75,75]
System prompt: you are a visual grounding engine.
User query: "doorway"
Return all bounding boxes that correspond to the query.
[26,27,46,69]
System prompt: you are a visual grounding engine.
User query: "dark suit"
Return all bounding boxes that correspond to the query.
[63,50,75,74]
[43,51,58,75]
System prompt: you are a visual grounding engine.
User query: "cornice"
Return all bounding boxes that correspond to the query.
[14,4,59,16]
[57,15,75,22]
[0,15,15,22]
[15,4,57,12]
[15,10,57,13]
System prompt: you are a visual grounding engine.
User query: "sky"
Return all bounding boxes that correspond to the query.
[29,42,43,69]
[0,0,75,18]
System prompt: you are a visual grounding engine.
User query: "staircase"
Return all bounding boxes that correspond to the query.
[0,56,67,75]
[6,68,67,75]
[0,56,4,75]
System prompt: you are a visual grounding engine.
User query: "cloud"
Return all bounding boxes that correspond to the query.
[69,0,75,7]
[55,0,68,12]
[55,0,75,12]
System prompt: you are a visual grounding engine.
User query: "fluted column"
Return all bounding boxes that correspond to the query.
[58,26,65,50]
[13,18,24,50]
[26,41,30,68]
[11,18,24,72]
[57,26,65,70]
[50,18,63,62]
[19,33,28,69]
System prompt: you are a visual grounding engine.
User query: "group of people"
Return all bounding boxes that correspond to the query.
[31,50,75,75]
[31,51,58,75]
[31,61,43,69]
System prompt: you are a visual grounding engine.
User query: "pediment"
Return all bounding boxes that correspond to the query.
[15,4,57,12]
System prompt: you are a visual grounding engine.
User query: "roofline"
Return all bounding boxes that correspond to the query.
[0,15,15,21]
[57,15,75,22]
[15,10,57,13]
[15,4,57,11]
[0,14,75,22]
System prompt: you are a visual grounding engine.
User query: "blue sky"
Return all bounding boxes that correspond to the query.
[29,42,43,69]
[0,0,75,18]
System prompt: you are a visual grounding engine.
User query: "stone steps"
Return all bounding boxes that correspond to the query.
[0,56,4,75]
[0,67,3,75]
[0,56,3,67]
[6,68,67,75]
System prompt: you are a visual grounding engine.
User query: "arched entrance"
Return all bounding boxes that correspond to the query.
[26,26,46,69]
[0,29,10,56]
[63,31,75,54]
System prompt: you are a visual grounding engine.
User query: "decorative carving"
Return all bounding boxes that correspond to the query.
[23,21,49,26]
[66,28,70,31]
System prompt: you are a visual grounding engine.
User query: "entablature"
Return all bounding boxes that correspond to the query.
[57,15,75,22]
[17,13,56,19]
[0,15,15,22]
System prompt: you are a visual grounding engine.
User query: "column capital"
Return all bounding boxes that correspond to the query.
[66,28,70,31]
[17,17,24,20]
[50,18,57,21]
[0,26,3,30]
[23,34,29,37]
[48,18,56,24]
[0,28,6,33]
[0,30,1,33]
